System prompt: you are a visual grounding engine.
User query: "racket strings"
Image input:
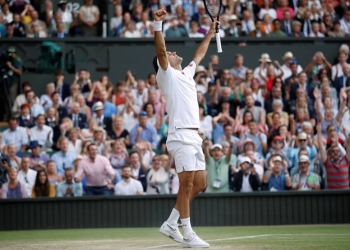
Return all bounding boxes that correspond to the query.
[205,0,221,17]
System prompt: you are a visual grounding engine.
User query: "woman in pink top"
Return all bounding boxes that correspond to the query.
[276,0,295,20]
[1,168,28,199]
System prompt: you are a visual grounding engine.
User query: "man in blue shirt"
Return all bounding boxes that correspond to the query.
[130,111,158,148]
[56,168,83,197]
[99,90,117,118]
[51,138,77,176]
[2,117,28,152]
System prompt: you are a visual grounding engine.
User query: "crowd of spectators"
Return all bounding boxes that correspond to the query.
[1,0,350,38]
[1,41,350,198]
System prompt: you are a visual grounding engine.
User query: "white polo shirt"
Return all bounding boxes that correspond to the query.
[114,178,143,195]
[17,169,37,197]
[156,61,200,134]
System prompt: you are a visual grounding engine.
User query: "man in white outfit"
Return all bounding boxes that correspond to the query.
[153,8,216,248]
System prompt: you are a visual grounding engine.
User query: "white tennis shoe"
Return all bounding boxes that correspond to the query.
[182,232,210,248]
[159,221,183,243]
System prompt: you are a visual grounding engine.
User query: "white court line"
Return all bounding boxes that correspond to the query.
[144,233,350,249]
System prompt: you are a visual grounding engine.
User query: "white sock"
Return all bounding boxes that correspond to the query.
[181,217,193,236]
[167,208,180,226]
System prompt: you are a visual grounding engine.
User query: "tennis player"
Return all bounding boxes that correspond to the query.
[153,9,218,248]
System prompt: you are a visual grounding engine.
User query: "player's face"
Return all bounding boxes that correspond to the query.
[167,51,183,67]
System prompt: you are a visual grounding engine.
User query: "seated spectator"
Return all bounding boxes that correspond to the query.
[20,3,34,25]
[165,17,188,38]
[28,140,50,170]
[2,3,13,24]
[130,111,158,148]
[28,115,54,151]
[309,21,324,37]
[142,102,162,131]
[51,137,77,176]
[188,21,204,38]
[68,102,87,129]
[291,155,321,191]
[51,22,69,37]
[231,157,261,192]
[25,90,45,118]
[249,19,268,37]
[280,10,293,35]
[92,101,113,134]
[40,83,58,110]
[17,156,37,197]
[241,10,255,35]
[18,104,34,128]
[76,94,92,119]
[79,0,100,37]
[63,84,81,110]
[263,155,292,191]
[25,10,47,37]
[317,124,350,189]
[1,168,28,199]
[136,11,151,36]
[12,81,35,117]
[129,151,148,191]
[112,81,126,108]
[7,144,21,169]
[81,118,98,141]
[2,117,28,152]
[92,126,107,155]
[261,13,274,35]
[10,13,26,37]
[267,100,289,128]
[258,0,277,20]
[276,0,295,20]
[67,128,83,155]
[203,141,233,193]
[110,5,122,35]
[99,75,114,99]
[288,20,304,37]
[114,165,143,195]
[340,8,350,36]
[99,90,118,118]
[46,160,62,186]
[0,152,11,189]
[4,22,14,37]
[329,20,346,37]
[56,168,83,197]
[74,143,115,196]
[146,155,170,194]
[268,19,286,37]
[108,116,131,147]
[121,20,141,38]
[113,12,131,37]
[31,170,56,197]
[199,104,212,141]
[106,139,128,176]
[240,95,266,126]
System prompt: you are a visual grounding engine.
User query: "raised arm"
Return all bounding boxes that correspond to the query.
[192,21,218,66]
[154,9,168,71]
[316,124,327,164]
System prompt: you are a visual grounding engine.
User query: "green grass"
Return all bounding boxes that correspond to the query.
[0,225,349,249]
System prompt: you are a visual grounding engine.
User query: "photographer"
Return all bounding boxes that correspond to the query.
[0,152,11,190]
[231,157,261,192]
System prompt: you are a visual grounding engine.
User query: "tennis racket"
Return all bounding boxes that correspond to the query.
[203,0,222,53]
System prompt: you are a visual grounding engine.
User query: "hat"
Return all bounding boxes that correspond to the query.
[283,52,294,60]
[298,132,308,140]
[20,103,30,110]
[299,155,310,163]
[93,102,104,111]
[7,47,16,53]
[29,140,42,149]
[58,0,67,5]
[196,65,206,74]
[273,135,283,142]
[259,53,271,63]
[139,111,147,116]
[221,141,230,148]
[211,144,223,151]
[229,15,238,22]
[239,156,251,166]
[243,138,256,151]
[273,155,283,162]
[94,126,104,132]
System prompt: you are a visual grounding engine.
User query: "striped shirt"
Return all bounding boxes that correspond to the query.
[324,156,350,189]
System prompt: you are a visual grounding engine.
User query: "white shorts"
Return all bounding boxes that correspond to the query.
[166,129,205,174]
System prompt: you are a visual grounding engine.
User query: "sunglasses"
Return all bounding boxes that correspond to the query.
[299,139,306,142]
[152,158,161,162]
[274,141,283,144]
[331,150,340,153]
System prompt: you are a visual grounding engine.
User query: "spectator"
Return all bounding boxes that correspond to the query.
[268,19,286,37]
[340,8,350,36]
[100,90,118,118]
[18,103,34,128]
[51,137,77,176]
[114,165,143,195]
[46,160,62,186]
[121,20,141,38]
[130,111,158,148]
[56,168,83,197]
[2,117,28,152]
[129,151,148,191]
[28,140,50,170]
[80,118,98,141]
[263,155,292,191]
[231,156,261,192]
[108,116,131,146]
[136,11,151,36]
[291,155,321,191]
[63,84,81,110]
[261,13,274,35]
[25,10,47,37]
[10,13,26,37]
[53,70,70,102]
[25,90,45,118]
[188,20,204,38]
[31,169,56,197]
[39,0,53,27]
[69,102,87,130]
[241,10,255,35]
[7,144,21,169]
[146,155,170,194]
[249,19,268,37]
[190,2,206,23]
[244,120,268,156]
[165,16,188,37]
[57,0,72,25]
[258,0,277,20]
[93,101,113,134]
[280,10,292,34]
[1,167,28,199]
[110,4,122,35]
[51,22,69,37]
[40,83,58,110]
[67,128,83,156]
[17,156,37,197]
[28,114,53,151]
[2,3,13,24]
[0,151,11,189]
[317,124,350,189]
[288,20,304,37]
[203,141,233,193]
[74,143,115,195]
[230,54,248,81]
[309,21,325,37]
[276,0,295,20]
[280,52,303,82]
[79,0,100,37]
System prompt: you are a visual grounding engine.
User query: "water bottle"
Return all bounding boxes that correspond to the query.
[102,14,107,38]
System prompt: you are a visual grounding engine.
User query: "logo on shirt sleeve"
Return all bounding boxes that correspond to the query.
[188,63,193,67]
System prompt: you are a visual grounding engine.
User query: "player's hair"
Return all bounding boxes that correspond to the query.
[152,55,159,73]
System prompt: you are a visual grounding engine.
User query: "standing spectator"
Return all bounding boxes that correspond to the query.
[57,0,72,26]
[31,170,56,197]
[2,3,13,24]
[2,117,28,152]
[340,8,350,36]
[263,155,292,191]
[51,137,77,176]
[54,70,70,101]
[130,111,158,148]
[0,152,11,189]
[317,124,350,190]
[258,0,277,20]
[291,155,321,191]
[280,52,303,82]
[276,0,295,20]
[7,144,21,169]
[302,10,313,37]
[17,156,37,197]
[79,0,100,37]
[1,168,28,199]
[146,155,170,194]
[203,141,233,193]
[10,13,26,37]
[165,17,188,37]
[74,143,115,196]
[56,168,83,197]
[28,114,53,151]
[40,83,58,110]
[114,165,143,195]
[99,90,118,118]
[110,5,122,35]
[69,102,87,129]
[108,116,131,146]
[5,47,23,103]
[67,128,83,156]
[231,156,261,192]
[230,54,248,81]
[25,90,45,118]
[129,151,148,191]
[39,0,53,27]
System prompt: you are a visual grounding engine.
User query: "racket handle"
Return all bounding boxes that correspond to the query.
[216,33,222,53]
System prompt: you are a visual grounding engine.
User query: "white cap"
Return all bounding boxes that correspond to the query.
[94,101,104,111]
[239,156,251,166]
[299,155,310,163]
[196,65,206,73]
[211,144,223,150]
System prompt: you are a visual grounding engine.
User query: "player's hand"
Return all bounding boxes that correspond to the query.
[209,20,220,34]
[154,9,167,21]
